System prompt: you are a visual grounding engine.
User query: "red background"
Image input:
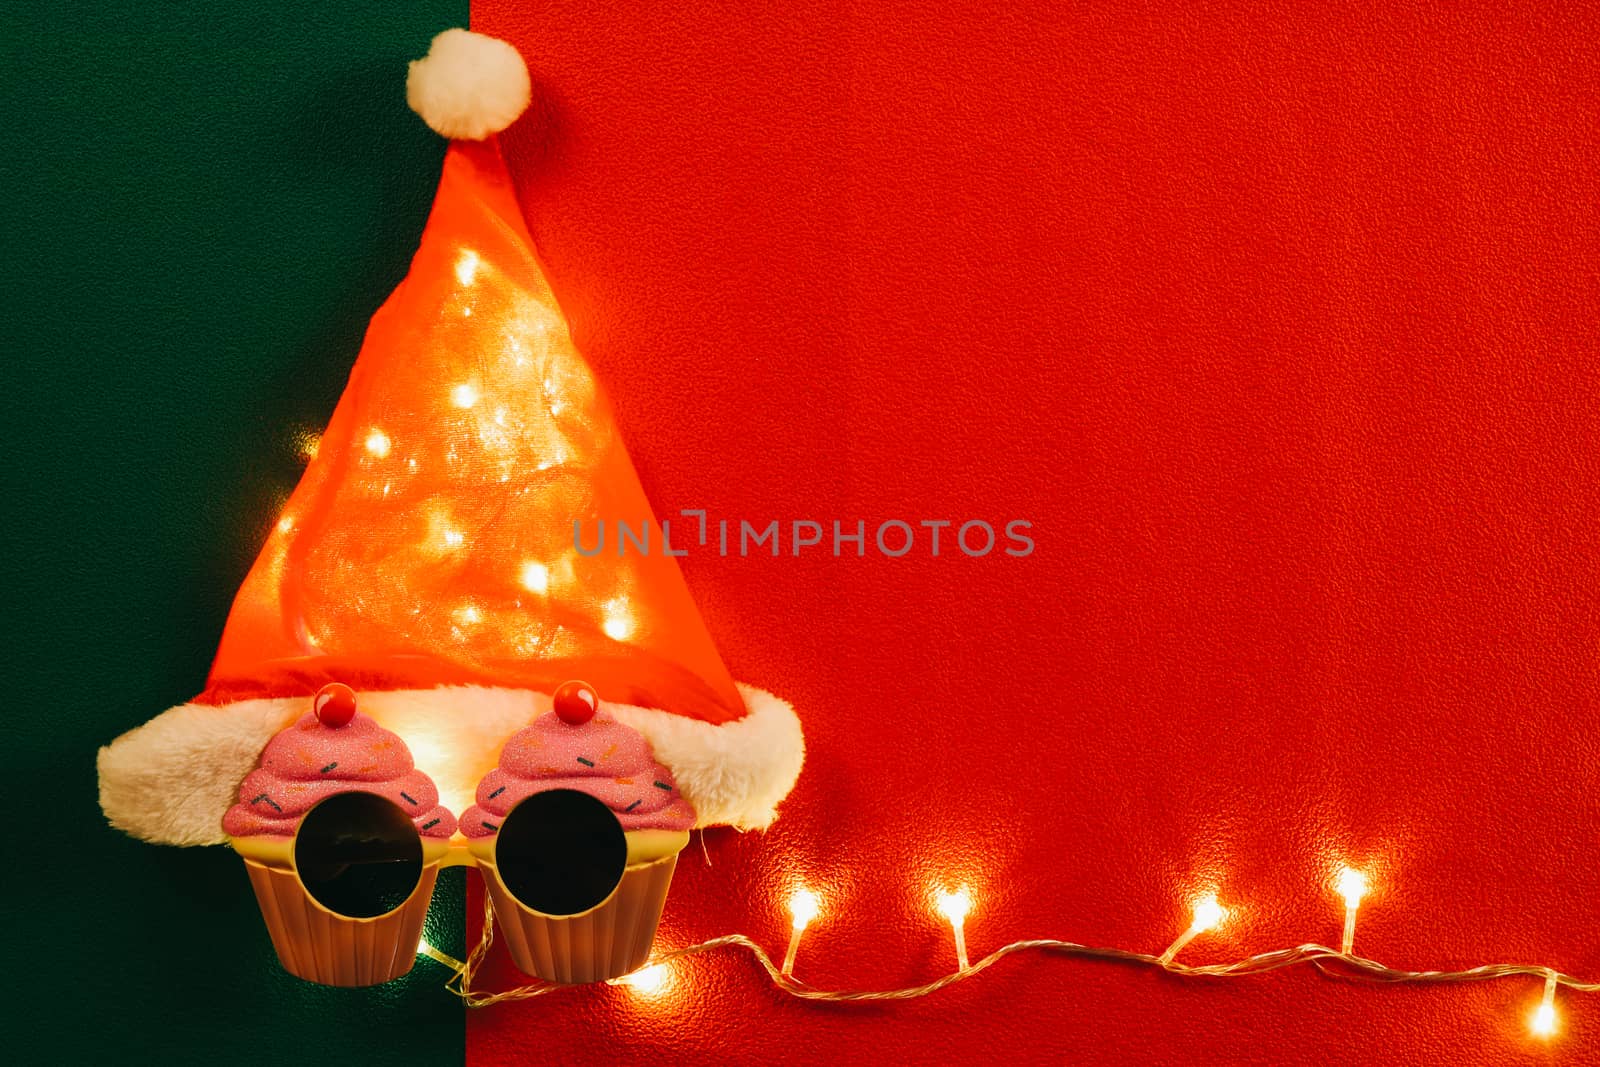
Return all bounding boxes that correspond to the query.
[470,2,1598,1063]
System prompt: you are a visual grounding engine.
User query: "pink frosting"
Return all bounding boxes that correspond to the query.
[460,711,695,836]
[222,712,456,838]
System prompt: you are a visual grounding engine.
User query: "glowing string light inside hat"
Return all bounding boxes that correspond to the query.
[1335,867,1367,956]
[519,560,550,595]
[602,598,634,641]
[782,887,821,977]
[1159,892,1227,967]
[934,886,973,972]
[455,248,479,286]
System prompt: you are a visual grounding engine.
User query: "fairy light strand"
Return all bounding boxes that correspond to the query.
[1158,893,1226,966]
[782,888,820,977]
[418,939,466,972]
[421,890,1599,1028]
[1532,971,1560,1037]
[935,887,973,971]
[1336,868,1367,957]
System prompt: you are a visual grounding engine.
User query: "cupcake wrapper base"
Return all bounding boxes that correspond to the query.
[243,858,440,987]
[482,851,679,983]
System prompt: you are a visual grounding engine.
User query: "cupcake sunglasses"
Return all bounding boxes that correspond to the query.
[249,786,657,987]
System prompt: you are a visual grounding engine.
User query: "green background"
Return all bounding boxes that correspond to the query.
[4,4,466,1062]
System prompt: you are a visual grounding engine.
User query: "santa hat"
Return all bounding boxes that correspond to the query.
[98,29,803,846]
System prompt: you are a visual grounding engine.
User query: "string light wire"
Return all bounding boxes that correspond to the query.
[418,939,466,972]
[426,891,1598,1022]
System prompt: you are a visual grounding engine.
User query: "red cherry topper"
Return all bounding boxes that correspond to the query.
[552,680,599,725]
[313,682,358,728]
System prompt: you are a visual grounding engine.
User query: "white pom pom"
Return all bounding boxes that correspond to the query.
[407,29,531,140]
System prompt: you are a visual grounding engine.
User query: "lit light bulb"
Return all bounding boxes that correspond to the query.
[1160,893,1227,966]
[520,561,550,595]
[603,599,634,641]
[790,888,821,930]
[1530,974,1559,1038]
[936,887,972,925]
[276,516,294,533]
[453,602,483,627]
[1335,867,1367,956]
[781,887,821,977]
[1191,893,1226,933]
[451,382,479,409]
[1336,867,1367,909]
[443,528,464,549]
[934,886,973,972]
[613,962,670,995]
[364,429,392,458]
[455,249,479,286]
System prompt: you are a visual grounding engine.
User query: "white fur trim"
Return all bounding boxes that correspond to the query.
[612,686,804,832]
[406,29,531,140]
[98,683,802,845]
[97,697,298,847]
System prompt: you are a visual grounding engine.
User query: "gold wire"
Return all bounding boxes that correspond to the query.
[419,942,467,972]
[432,893,1599,1008]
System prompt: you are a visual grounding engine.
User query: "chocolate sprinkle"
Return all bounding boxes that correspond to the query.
[250,793,282,812]
[482,820,500,831]
[577,757,595,767]
[420,818,441,830]
[625,799,642,813]
[652,781,673,791]
[400,791,418,806]
[488,786,506,799]
[320,761,338,774]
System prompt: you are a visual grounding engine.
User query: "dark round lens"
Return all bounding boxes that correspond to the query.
[294,793,423,918]
[496,789,626,916]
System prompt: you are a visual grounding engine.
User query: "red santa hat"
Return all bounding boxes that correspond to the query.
[97,29,803,844]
